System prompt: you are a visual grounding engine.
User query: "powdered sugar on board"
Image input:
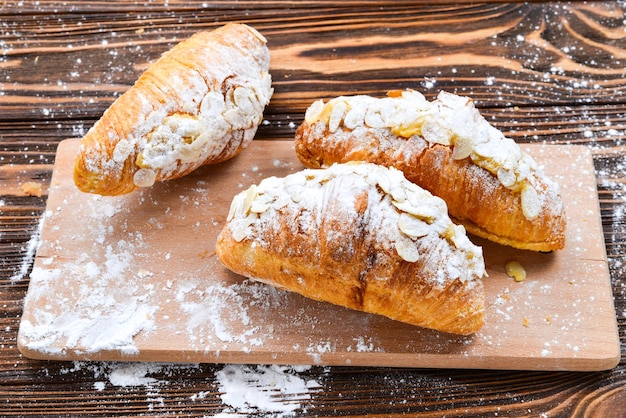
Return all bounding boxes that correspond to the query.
[17,139,619,371]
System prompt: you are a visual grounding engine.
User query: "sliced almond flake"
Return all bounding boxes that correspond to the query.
[272,194,291,210]
[421,117,451,145]
[113,139,133,163]
[392,198,443,221]
[304,99,325,124]
[451,135,473,160]
[133,168,157,188]
[397,213,430,238]
[200,91,226,118]
[226,193,243,221]
[394,238,420,262]
[223,108,242,126]
[497,167,516,188]
[521,183,540,220]
[233,86,255,114]
[230,214,256,242]
[328,101,348,132]
[344,101,368,129]
[472,141,498,159]
[401,89,430,108]
[249,200,270,214]
[388,185,407,203]
[364,102,387,128]
[448,224,470,249]
[505,260,526,282]
[518,154,536,181]
[372,172,391,195]
[241,184,258,215]
[290,191,303,203]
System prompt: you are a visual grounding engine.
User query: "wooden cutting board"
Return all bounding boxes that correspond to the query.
[18,138,620,371]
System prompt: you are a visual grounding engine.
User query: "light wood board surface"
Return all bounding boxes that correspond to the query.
[18,138,620,371]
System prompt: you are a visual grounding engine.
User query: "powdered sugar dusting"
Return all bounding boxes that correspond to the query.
[9,216,44,282]
[225,162,485,286]
[19,241,158,356]
[53,360,323,416]
[216,364,322,416]
[304,89,562,221]
[76,24,273,194]
[173,278,291,352]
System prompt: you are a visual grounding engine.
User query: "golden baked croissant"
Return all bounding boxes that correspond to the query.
[74,23,273,195]
[216,162,486,335]
[295,90,566,252]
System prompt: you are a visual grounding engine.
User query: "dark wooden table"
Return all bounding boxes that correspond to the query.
[2,1,625,416]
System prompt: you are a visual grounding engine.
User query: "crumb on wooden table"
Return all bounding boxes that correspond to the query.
[21,181,43,197]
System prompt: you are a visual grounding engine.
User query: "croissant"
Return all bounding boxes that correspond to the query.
[216,162,486,335]
[294,90,566,252]
[74,23,273,195]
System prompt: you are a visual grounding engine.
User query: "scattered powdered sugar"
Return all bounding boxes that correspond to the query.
[55,360,322,416]
[215,364,322,416]
[172,278,289,352]
[57,361,191,389]
[19,239,158,356]
[106,362,165,387]
[58,361,199,413]
[9,216,44,282]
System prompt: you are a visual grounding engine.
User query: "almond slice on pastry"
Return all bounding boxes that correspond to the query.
[216,162,486,335]
[74,23,273,195]
[295,89,566,252]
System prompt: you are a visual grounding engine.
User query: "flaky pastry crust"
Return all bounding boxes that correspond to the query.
[74,23,273,195]
[216,162,486,335]
[295,90,566,252]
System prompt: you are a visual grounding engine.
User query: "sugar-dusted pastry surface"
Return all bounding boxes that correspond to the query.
[74,23,273,196]
[216,162,486,335]
[295,90,566,252]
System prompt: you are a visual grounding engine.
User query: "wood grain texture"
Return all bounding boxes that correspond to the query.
[1,1,626,416]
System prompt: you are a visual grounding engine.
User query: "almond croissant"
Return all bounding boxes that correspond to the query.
[295,90,566,252]
[216,162,486,335]
[74,23,273,195]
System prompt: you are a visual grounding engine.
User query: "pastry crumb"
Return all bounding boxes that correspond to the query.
[505,260,526,282]
[21,181,43,197]
[523,317,530,327]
